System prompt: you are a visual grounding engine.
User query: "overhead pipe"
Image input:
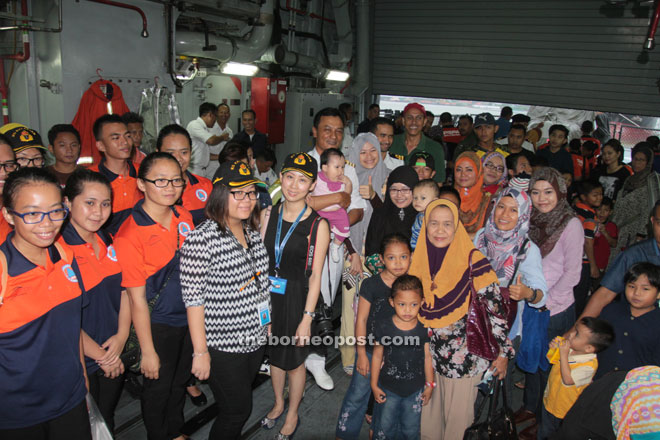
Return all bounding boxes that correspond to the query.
[285,0,335,23]
[0,0,31,124]
[176,0,274,64]
[645,0,660,50]
[0,0,62,32]
[260,44,326,78]
[330,0,353,64]
[87,0,149,38]
[345,0,369,97]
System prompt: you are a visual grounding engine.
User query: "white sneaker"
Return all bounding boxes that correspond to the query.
[305,356,334,390]
[259,358,271,376]
[330,241,341,263]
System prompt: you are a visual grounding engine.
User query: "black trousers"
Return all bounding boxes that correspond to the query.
[0,398,92,440]
[89,368,124,434]
[141,323,192,440]
[573,262,591,318]
[207,346,266,440]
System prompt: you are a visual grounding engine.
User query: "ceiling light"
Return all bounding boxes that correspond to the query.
[221,62,259,76]
[325,70,350,81]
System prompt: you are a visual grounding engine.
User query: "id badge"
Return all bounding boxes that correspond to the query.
[269,276,287,295]
[258,300,271,326]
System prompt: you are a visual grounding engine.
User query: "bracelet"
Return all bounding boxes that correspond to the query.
[527,289,538,303]
[425,381,436,389]
[192,351,209,357]
[303,310,316,319]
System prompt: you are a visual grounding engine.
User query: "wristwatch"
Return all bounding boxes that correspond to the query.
[303,310,316,319]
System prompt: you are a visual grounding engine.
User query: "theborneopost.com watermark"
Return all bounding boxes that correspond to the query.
[238,334,421,348]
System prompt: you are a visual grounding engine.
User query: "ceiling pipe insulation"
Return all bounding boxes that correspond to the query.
[260,44,326,78]
[345,0,369,97]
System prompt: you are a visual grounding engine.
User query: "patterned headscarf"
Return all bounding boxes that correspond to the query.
[528,167,576,258]
[454,152,491,233]
[611,366,660,440]
[482,151,508,187]
[476,187,532,284]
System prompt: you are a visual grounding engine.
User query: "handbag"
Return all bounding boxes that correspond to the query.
[498,238,530,331]
[120,228,180,373]
[466,249,505,361]
[463,379,518,440]
[516,302,551,374]
[86,393,113,440]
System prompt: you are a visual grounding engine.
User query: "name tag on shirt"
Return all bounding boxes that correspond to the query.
[258,300,271,326]
[269,276,287,295]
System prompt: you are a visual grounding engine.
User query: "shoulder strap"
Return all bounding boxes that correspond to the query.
[0,250,7,306]
[508,238,530,288]
[305,215,323,278]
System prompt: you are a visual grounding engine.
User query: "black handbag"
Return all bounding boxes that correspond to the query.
[463,378,518,440]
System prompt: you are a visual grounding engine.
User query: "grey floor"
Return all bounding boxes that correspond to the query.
[115,350,528,440]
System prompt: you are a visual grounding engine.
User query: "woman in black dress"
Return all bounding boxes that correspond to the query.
[262,152,330,439]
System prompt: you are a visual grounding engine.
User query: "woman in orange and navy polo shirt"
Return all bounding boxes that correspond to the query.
[114,152,194,440]
[62,169,128,434]
[0,135,19,244]
[0,167,92,439]
[157,124,213,226]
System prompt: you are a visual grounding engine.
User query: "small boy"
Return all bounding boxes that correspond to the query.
[311,148,353,262]
[540,317,614,439]
[573,180,603,316]
[408,151,436,181]
[593,197,618,276]
[535,124,574,176]
[46,124,84,187]
[506,153,532,192]
[371,275,433,440]
[409,179,440,250]
[253,149,277,186]
[596,262,660,379]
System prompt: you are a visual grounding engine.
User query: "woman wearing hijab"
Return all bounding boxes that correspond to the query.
[339,133,390,372]
[474,187,548,403]
[482,151,508,197]
[610,142,660,263]
[410,199,513,440]
[516,167,584,439]
[364,165,418,274]
[454,152,491,237]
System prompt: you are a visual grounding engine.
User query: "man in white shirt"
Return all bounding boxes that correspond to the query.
[186,102,225,176]
[306,107,366,390]
[206,103,233,179]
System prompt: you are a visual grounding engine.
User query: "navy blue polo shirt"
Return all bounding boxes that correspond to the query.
[601,238,660,295]
[596,300,660,379]
[62,223,123,374]
[0,234,87,429]
[114,200,193,327]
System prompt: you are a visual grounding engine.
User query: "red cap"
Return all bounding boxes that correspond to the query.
[403,102,426,115]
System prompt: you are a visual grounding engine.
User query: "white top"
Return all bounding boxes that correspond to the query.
[206,123,233,179]
[308,147,367,213]
[341,126,354,156]
[254,167,277,186]
[383,153,404,171]
[186,117,214,176]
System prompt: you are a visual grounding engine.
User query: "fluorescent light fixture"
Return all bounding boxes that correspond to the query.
[325,70,350,81]
[221,62,259,76]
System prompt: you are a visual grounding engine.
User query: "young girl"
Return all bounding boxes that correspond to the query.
[114,152,193,440]
[0,167,92,439]
[63,169,129,434]
[336,233,412,439]
[311,147,352,262]
[370,274,433,440]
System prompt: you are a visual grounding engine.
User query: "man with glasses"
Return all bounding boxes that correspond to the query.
[1,124,48,169]
[389,103,445,183]
[90,114,143,234]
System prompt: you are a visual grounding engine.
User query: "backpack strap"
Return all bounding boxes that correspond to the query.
[304,216,323,278]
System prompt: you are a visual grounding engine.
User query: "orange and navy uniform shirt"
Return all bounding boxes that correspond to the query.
[574,201,597,263]
[181,170,212,226]
[0,214,12,245]
[90,158,143,235]
[0,234,87,430]
[571,153,595,181]
[61,222,123,375]
[114,200,193,327]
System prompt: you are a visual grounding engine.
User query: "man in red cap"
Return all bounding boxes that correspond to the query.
[388,102,445,182]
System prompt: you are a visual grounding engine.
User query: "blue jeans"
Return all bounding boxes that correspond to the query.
[336,351,372,440]
[523,304,575,417]
[539,406,562,440]
[372,387,423,440]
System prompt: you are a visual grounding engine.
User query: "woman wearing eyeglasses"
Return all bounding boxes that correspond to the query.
[364,165,419,274]
[61,169,127,434]
[114,152,194,440]
[482,151,508,197]
[0,167,92,439]
[180,160,271,439]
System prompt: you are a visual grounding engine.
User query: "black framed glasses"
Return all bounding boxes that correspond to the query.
[230,190,258,200]
[484,162,505,173]
[9,207,69,224]
[389,187,411,195]
[142,177,185,188]
[0,161,18,172]
[16,157,45,168]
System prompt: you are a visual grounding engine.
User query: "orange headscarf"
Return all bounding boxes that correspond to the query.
[409,199,498,328]
[454,151,491,233]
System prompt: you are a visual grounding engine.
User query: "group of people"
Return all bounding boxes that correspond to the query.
[0,100,658,440]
